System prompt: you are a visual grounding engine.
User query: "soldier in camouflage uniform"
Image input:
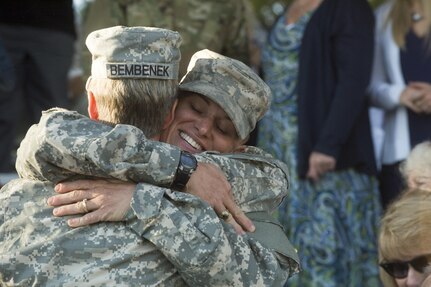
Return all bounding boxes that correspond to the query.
[80,0,251,78]
[0,27,299,286]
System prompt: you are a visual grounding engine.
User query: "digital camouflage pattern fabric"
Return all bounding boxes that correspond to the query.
[0,108,299,286]
[80,0,251,78]
[86,26,182,80]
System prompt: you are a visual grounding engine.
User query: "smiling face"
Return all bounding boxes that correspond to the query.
[161,92,244,154]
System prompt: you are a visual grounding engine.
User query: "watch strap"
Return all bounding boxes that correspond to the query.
[172,151,197,190]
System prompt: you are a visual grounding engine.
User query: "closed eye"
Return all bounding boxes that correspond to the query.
[216,125,227,134]
[191,104,203,114]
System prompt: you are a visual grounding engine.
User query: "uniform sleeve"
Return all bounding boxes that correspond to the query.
[126,183,291,286]
[126,147,299,284]
[197,146,290,213]
[16,108,181,186]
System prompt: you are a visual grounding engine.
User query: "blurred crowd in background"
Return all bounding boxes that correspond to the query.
[1,0,430,286]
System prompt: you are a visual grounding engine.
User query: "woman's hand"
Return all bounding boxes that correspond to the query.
[408,82,431,113]
[48,169,255,236]
[400,85,424,113]
[47,179,135,228]
[186,162,255,235]
[306,151,336,182]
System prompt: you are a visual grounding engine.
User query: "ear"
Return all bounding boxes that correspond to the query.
[162,99,178,129]
[87,91,99,120]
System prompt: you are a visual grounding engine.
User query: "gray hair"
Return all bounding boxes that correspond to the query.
[400,141,431,191]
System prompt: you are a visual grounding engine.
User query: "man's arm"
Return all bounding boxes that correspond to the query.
[48,159,299,284]
[126,183,295,286]
[39,146,299,284]
[17,108,180,186]
[17,108,253,231]
[125,147,299,283]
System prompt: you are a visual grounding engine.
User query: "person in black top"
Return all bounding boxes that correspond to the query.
[0,0,76,181]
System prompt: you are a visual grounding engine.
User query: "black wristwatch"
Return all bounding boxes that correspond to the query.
[172,151,198,190]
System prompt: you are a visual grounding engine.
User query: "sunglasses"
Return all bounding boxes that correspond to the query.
[380,255,431,279]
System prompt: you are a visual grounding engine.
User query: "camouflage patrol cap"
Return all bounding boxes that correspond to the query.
[179,49,271,140]
[86,26,182,80]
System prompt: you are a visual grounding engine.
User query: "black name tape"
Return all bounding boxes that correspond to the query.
[107,63,174,79]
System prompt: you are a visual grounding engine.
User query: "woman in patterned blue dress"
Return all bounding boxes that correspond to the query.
[258,3,312,231]
[258,0,382,286]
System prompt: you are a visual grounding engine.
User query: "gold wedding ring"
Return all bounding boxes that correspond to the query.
[220,210,231,221]
[77,198,89,213]
[82,198,89,213]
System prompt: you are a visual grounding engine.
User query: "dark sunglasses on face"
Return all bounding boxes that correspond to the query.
[380,255,431,279]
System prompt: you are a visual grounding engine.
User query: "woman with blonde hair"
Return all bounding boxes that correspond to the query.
[369,0,431,210]
[379,189,431,286]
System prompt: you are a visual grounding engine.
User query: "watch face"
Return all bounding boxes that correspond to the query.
[181,152,197,170]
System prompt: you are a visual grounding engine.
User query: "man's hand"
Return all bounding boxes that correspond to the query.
[306,151,336,182]
[47,179,135,228]
[186,162,255,235]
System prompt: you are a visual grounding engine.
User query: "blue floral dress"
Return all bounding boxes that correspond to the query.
[258,13,382,287]
[258,12,311,237]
